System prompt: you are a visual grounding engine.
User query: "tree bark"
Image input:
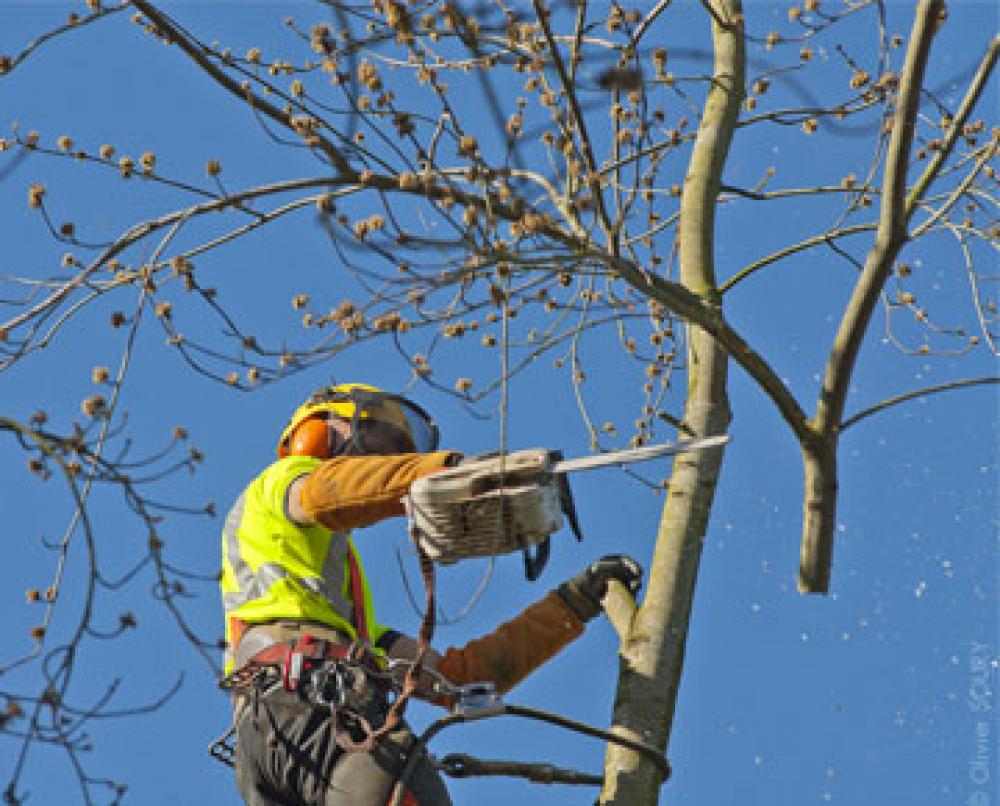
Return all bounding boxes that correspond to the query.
[600,2,743,803]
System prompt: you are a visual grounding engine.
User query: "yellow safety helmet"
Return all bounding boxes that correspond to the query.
[277,383,439,458]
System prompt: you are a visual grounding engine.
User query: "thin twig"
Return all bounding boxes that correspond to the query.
[839,377,999,431]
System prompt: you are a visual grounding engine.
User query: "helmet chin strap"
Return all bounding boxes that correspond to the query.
[325,416,360,458]
[339,440,367,456]
[327,421,343,458]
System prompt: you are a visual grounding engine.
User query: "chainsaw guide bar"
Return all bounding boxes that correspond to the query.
[407,435,730,578]
[548,434,730,474]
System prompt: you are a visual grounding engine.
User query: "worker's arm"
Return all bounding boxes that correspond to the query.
[287,451,459,530]
[373,602,580,701]
[379,633,442,667]
[428,555,643,700]
[373,632,445,691]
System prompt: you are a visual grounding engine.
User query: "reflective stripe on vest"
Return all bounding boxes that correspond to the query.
[222,491,354,623]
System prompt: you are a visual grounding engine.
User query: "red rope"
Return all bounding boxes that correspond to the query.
[347,544,370,644]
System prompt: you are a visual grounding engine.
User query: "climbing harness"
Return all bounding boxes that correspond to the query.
[210,634,396,765]
[407,435,729,580]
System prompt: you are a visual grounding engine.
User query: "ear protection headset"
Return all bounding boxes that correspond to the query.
[282,414,346,460]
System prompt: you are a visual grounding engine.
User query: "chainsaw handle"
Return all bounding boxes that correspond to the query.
[522,538,550,581]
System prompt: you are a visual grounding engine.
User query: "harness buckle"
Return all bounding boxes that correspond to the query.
[310,663,349,709]
[282,643,303,692]
[281,634,329,692]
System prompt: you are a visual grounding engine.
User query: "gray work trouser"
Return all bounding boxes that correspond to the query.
[233,692,451,806]
[231,619,450,806]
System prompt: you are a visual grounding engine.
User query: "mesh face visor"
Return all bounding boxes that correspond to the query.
[306,388,440,456]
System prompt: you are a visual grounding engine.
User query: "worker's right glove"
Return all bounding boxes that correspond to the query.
[557,554,643,622]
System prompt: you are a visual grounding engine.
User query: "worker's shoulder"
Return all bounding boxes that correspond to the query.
[250,455,322,486]
[243,455,322,504]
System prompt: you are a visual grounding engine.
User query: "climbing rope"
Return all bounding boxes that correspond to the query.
[437,753,603,786]
[388,696,671,805]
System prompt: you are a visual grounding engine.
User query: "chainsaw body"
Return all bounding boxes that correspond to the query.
[407,436,729,580]
[407,449,582,580]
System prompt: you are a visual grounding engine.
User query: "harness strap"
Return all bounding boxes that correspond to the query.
[247,634,356,666]
[224,633,371,693]
[347,547,370,644]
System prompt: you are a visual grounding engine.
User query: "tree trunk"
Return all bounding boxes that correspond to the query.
[600,2,743,804]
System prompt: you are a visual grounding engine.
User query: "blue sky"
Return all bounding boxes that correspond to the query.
[1,2,997,804]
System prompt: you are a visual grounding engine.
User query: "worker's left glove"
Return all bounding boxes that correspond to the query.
[557,555,643,622]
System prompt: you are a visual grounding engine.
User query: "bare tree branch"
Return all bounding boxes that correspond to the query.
[839,376,999,431]
[904,35,1000,219]
[799,0,947,594]
[131,0,354,176]
[601,579,637,643]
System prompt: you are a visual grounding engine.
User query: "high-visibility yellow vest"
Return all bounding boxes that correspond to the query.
[220,455,389,671]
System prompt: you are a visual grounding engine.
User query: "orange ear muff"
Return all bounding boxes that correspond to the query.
[285,417,333,459]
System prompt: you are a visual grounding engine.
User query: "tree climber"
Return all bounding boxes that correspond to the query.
[221,382,643,805]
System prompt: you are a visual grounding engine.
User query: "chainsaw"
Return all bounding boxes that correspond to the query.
[406,435,729,580]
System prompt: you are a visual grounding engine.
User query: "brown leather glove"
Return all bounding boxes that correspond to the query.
[299,451,459,532]
[433,590,584,697]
